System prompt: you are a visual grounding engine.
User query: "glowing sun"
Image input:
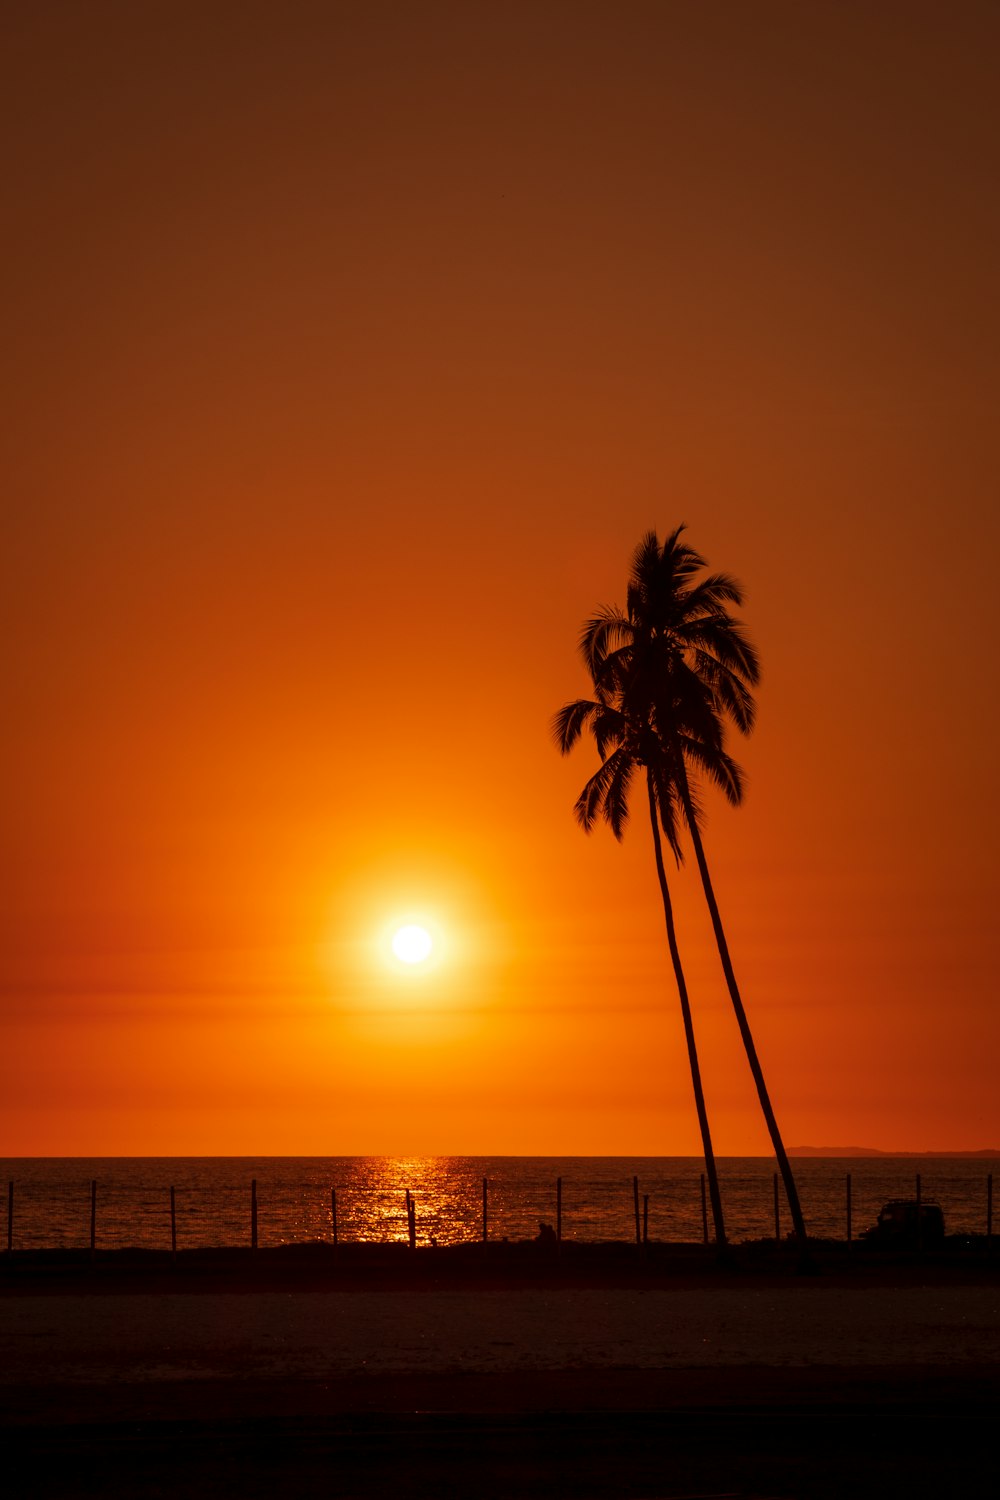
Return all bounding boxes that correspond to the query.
[391,923,433,965]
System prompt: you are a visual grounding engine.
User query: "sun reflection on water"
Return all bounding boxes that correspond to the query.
[344,1156,479,1245]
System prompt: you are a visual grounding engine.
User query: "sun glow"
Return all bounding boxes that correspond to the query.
[391,923,433,964]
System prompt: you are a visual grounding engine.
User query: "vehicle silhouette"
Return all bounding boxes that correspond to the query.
[863,1199,945,1246]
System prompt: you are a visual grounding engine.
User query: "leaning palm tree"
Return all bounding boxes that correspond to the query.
[583,528,810,1262]
[553,668,730,1254]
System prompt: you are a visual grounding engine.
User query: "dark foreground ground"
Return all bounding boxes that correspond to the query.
[3,1242,997,1500]
[5,1369,998,1500]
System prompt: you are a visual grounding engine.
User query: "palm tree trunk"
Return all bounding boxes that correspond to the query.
[646,772,728,1256]
[676,775,813,1269]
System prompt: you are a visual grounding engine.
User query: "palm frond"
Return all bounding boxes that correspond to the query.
[579,607,632,677]
[649,760,684,863]
[603,750,634,839]
[676,607,757,680]
[626,532,662,616]
[689,649,757,735]
[627,527,707,625]
[664,752,707,844]
[682,735,746,806]
[629,530,667,587]
[655,668,726,751]
[551,698,600,754]
[679,571,746,616]
[591,702,625,760]
[659,528,706,592]
[574,748,630,838]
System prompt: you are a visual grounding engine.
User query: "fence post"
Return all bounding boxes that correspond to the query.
[6,1180,12,1254]
[632,1176,641,1246]
[915,1171,922,1254]
[406,1191,416,1249]
[331,1187,338,1249]
[700,1173,708,1245]
[556,1177,562,1249]
[846,1172,852,1246]
[90,1180,97,1259]
[773,1173,780,1241]
[482,1177,488,1245]
[251,1179,258,1250]
[170,1186,177,1258]
[642,1193,649,1247]
[983,1170,995,1254]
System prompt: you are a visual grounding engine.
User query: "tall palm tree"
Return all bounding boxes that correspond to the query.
[583,528,811,1263]
[553,664,730,1254]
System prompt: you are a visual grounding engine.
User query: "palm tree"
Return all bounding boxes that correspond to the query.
[553,661,730,1255]
[582,528,811,1264]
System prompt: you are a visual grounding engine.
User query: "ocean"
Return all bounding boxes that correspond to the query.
[2,1155,995,1253]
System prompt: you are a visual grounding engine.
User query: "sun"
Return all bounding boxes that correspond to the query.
[390,923,433,965]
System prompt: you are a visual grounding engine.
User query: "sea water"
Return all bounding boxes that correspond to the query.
[1,1155,995,1252]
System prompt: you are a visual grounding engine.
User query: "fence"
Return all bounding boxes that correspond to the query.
[2,1168,995,1254]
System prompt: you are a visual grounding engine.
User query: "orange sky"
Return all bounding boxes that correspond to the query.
[3,1,998,1156]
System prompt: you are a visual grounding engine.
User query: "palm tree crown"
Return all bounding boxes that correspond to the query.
[554,526,757,859]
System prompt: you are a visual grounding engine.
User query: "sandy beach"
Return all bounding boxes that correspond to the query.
[4,1282,998,1389]
[3,1263,997,1498]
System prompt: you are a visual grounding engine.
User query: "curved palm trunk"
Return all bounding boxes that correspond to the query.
[676,775,813,1269]
[646,772,728,1257]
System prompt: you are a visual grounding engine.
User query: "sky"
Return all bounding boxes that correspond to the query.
[3,0,998,1157]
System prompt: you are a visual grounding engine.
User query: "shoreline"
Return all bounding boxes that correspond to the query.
[2,1236,997,1296]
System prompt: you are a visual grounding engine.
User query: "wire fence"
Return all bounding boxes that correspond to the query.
[3,1168,995,1254]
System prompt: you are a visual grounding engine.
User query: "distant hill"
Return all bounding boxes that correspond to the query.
[789,1146,999,1158]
